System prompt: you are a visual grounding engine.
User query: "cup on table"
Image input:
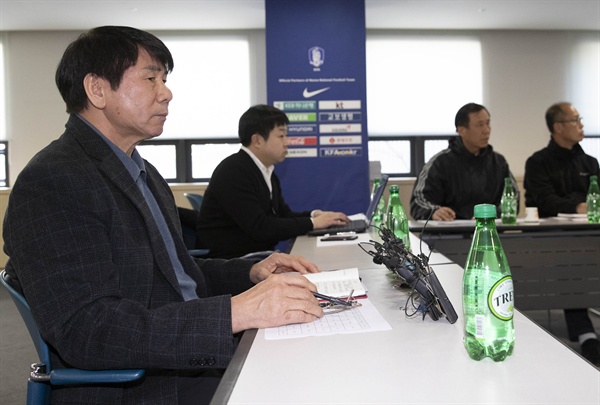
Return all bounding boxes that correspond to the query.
[524,207,539,222]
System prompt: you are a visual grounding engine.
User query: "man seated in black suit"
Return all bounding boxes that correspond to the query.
[3,26,324,404]
[197,104,349,258]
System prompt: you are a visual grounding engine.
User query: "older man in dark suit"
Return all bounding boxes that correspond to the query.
[3,26,323,404]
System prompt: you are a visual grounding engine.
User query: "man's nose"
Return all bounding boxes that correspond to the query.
[159,82,173,103]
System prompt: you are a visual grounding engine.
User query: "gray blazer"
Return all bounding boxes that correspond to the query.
[3,115,255,403]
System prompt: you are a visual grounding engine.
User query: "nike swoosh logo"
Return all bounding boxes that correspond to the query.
[302,87,330,98]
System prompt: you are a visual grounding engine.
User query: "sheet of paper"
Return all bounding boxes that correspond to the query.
[264,298,391,340]
[556,213,588,222]
[303,267,366,297]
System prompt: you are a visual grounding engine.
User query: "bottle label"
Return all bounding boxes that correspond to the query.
[474,314,485,339]
[487,276,514,321]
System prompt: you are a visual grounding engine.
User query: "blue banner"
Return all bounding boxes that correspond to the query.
[266,0,370,215]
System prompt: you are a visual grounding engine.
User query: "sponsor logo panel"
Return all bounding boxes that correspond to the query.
[287,112,317,122]
[319,123,362,133]
[288,124,317,134]
[274,101,317,111]
[287,148,318,158]
[320,147,363,157]
[320,135,362,145]
[288,136,318,146]
[319,112,361,122]
[318,100,361,110]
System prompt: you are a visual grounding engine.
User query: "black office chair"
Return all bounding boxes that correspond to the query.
[0,270,145,405]
[177,207,274,261]
[177,206,210,258]
[183,192,204,211]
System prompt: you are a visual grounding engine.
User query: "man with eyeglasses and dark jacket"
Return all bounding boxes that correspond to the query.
[524,102,600,367]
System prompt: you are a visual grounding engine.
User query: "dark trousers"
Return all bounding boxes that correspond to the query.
[564,308,595,341]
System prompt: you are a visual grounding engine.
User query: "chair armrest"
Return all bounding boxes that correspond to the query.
[189,249,210,258]
[50,369,145,385]
[239,250,276,260]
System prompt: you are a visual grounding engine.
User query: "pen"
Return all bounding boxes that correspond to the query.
[312,290,354,307]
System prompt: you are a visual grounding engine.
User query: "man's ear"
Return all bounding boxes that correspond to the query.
[83,73,107,109]
[251,133,263,146]
[552,121,562,135]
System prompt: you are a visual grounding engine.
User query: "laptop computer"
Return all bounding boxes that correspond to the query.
[307,175,389,236]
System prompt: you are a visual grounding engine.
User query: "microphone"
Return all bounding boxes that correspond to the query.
[360,227,457,323]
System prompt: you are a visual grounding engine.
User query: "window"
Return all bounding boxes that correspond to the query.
[0,141,7,187]
[368,136,451,177]
[581,137,600,163]
[570,35,599,135]
[364,34,482,176]
[138,31,600,183]
[137,34,252,181]
[0,38,5,141]
[159,35,251,139]
[0,39,7,186]
[368,139,411,174]
[138,139,241,183]
[366,34,482,136]
[571,34,600,163]
[136,143,178,180]
[191,142,239,179]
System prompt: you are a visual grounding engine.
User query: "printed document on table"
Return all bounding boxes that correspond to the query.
[303,267,366,297]
[264,298,391,340]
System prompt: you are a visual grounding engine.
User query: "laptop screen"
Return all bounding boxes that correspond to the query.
[365,175,389,223]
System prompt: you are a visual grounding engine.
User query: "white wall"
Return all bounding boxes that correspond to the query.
[2,29,598,186]
[482,30,576,177]
[4,31,81,185]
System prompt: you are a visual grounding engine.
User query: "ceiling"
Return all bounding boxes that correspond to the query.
[0,0,599,32]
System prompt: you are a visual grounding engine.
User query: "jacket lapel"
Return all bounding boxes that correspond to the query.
[66,115,184,297]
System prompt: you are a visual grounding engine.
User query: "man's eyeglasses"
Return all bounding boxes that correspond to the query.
[557,116,583,124]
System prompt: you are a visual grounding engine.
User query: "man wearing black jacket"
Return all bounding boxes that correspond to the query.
[524,102,600,366]
[410,103,518,221]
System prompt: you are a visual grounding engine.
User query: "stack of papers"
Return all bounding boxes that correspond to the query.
[303,267,366,298]
[557,213,589,222]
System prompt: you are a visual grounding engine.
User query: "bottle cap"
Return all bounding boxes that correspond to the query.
[473,204,496,219]
[389,185,399,193]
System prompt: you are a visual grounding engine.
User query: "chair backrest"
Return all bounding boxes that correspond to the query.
[1,270,145,404]
[0,270,52,369]
[184,192,204,211]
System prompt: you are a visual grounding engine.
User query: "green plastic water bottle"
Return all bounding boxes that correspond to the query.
[500,177,517,225]
[463,204,514,362]
[385,185,410,249]
[374,194,386,227]
[586,175,600,224]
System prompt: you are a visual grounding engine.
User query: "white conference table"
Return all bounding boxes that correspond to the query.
[211,232,599,404]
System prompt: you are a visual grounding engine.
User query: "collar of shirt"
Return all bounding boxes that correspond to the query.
[75,114,146,182]
[241,145,274,195]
